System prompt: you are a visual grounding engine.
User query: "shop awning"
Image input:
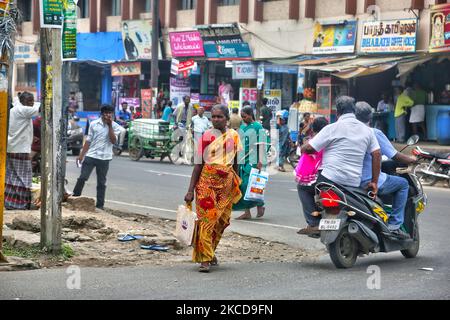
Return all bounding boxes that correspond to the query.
[302,55,429,79]
[76,32,125,62]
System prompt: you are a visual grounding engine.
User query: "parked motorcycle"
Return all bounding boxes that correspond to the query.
[67,116,83,156]
[412,146,450,187]
[315,136,426,268]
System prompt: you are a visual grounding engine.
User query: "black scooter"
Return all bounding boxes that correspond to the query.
[315,136,427,268]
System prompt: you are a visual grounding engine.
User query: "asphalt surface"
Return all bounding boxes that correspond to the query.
[1,155,449,300]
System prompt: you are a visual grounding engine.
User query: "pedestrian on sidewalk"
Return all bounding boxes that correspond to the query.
[234,106,266,220]
[184,105,243,273]
[394,87,414,143]
[72,104,122,210]
[277,110,291,172]
[295,117,328,236]
[5,92,40,210]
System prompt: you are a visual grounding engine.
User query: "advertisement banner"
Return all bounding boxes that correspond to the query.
[257,64,265,90]
[430,3,450,52]
[297,68,305,94]
[40,0,63,28]
[312,21,357,54]
[170,78,191,106]
[239,88,258,110]
[203,43,252,59]
[62,0,77,61]
[263,90,282,112]
[140,90,152,119]
[169,31,205,57]
[228,100,240,112]
[122,20,162,60]
[361,19,417,53]
[171,58,179,75]
[199,95,217,112]
[232,62,258,80]
[112,62,141,77]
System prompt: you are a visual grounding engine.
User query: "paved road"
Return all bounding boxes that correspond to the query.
[1,155,449,300]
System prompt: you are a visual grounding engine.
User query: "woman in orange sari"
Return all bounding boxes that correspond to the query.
[184,105,242,273]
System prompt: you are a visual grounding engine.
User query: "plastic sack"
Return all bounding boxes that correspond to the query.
[174,204,197,246]
[244,168,269,202]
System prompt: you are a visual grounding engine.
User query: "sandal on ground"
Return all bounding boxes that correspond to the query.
[199,263,210,273]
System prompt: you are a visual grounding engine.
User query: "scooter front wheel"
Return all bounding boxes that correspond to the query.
[329,228,358,269]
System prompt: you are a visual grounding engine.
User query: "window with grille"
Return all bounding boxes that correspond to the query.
[78,0,89,18]
[178,0,196,10]
[16,64,37,89]
[112,0,122,16]
[17,0,32,22]
[218,0,240,5]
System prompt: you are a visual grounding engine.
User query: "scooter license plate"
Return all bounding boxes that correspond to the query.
[319,219,341,231]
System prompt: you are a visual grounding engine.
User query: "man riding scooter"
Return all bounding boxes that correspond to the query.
[355,101,417,239]
[301,96,382,235]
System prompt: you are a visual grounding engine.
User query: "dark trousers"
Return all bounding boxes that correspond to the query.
[297,184,321,227]
[73,156,110,208]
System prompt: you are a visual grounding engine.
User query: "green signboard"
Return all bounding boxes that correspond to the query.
[62,0,77,60]
[41,0,63,28]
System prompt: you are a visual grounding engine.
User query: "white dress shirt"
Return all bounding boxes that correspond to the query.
[85,118,122,160]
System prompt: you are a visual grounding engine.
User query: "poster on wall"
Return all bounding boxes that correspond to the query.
[312,21,357,54]
[170,78,191,106]
[40,0,63,28]
[121,20,162,60]
[140,90,152,118]
[361,19,417,53]
[430,3,450,52]
[62,0,77,60]
[263,90,282,112]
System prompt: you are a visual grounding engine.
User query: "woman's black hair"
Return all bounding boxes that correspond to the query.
[241,106,255,120]
[311,117,328,133]
[211,104,230,120]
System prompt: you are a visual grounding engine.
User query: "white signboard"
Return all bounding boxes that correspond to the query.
[257,63,265,90]
[264,89,282,112]
[232,62,258,80]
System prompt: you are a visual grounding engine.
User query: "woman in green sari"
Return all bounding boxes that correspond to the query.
[234,106,267,219]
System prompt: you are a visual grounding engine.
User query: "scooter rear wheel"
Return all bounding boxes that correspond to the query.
[329,228,358,269]
[401,224,420,259]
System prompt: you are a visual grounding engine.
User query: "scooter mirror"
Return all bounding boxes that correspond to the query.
[407,135,419,146]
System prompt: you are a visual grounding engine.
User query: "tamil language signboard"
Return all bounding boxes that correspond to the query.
[40,0,63,28]
[169,31,205,57]
[62,0,77,60]
[312,21,357,54]
[361,19,417,53]
[430,3,450,52]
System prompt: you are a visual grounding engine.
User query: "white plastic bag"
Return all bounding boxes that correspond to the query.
[174,204,197,246]
[244,168,269,202]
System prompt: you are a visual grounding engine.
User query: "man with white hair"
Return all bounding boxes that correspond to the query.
[355,101,417,239]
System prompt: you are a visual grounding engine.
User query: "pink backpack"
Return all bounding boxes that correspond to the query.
[295,151,323,185]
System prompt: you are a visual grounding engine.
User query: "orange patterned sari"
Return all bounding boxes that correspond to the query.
[192,129,242,263]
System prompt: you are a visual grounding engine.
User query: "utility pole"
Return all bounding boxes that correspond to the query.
[40,28,63,254]
[151,0,159,118]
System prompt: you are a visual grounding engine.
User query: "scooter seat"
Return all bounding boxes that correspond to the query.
[428,151,450,159]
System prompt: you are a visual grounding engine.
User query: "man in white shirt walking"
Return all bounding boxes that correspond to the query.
[72,105,121,210]
[191,107,210,137]
[5,92,40,209]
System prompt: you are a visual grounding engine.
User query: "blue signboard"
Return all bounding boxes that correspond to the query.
[203,43,252,59]
[264,64,299,74]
